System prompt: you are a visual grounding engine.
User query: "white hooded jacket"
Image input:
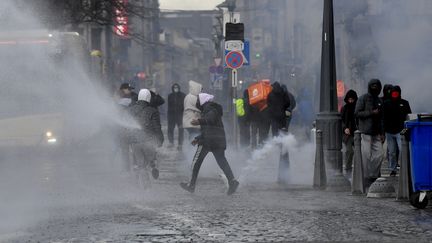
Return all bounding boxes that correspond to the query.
[183,80,202,129]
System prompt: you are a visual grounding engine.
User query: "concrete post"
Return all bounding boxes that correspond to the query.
[313,130,327,189]
[351,131,365,195]
[397,131,411,200]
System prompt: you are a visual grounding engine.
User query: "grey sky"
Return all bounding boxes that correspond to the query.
[159,0,224,10]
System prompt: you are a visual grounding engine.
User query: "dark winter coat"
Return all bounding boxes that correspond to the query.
[355,79,383,136]
[150,91,165,108]
[381,84,393,103]
[282,84,296,112]
[167,83,186,123]
[383,86,412,134]
[197,102,227,150]
[268,82,291,122]
[341,90,358,135]
[129,100,164,146]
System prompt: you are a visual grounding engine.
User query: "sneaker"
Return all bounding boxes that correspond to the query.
[390,171,397,177]
[227,180,239,195]
[151,168,159,179]
[180,182,195,193]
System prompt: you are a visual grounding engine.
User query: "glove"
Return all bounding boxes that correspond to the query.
[285,111,292,117]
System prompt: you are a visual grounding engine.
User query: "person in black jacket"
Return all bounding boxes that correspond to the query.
[129,89,164,179]
[119,83,138,103]
[180,93,239,195]
[281,84,296,131]
[381,84,393,103]
[340,90,358,174]
[355,79,384,185]
[167,83,186,150]
[149,90,165,109]
[383,85,411,176]
[268,82,290,137]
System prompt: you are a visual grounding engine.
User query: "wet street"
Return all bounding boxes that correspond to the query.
[1,147,432,243]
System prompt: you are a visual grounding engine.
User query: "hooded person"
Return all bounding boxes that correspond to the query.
[180,93,239,195]
[182,80,202,140]
[268,82,290,137]
[340,89,358,174]
[381,84,394,103]
[129,89,164,179]
[167,83,186,149]
[383,85,411,176]
[281,84,296,131]
[355,79,384,185]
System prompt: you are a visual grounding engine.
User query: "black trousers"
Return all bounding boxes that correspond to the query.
[271,118,286,137]
[168,117,184,145]
[189,145,235,187]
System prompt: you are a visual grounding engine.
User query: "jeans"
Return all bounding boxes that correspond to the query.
[189,145,235,188]
[386,133,401,172]
[361,134,383,179]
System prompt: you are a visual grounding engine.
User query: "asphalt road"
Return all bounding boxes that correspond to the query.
[1,146,432,242]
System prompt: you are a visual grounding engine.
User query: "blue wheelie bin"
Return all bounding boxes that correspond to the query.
[406,114,432,209]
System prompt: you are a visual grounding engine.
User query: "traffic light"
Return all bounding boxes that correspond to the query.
[255,53,261,59]
[225,23,244,41]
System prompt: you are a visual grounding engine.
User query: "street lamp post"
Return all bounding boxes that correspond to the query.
[316,0,350,191]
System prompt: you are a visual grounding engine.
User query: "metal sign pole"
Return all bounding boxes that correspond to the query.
[232,69,238,148]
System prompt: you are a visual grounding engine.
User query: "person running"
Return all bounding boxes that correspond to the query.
[180,93,239,195]
[129,89,164,179]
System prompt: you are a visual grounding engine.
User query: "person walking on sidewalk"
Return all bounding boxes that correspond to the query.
[355,79,384,186]
[180,93,239,195]
[340,89,358,175]
[167,83,186,150]
[383,85,411,176]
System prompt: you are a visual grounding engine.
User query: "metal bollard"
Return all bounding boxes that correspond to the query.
[397,130,410,200]
[351,131,365,194]
[313,130,327,189]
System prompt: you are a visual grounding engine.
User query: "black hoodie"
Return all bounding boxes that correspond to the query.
[197,101,227,150]
[341,90,358,135]
[268,82,290,121]
[383,85,412,134]
[355,79,383,135]
[167,83,186,122]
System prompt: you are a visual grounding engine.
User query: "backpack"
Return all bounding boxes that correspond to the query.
[235,98,246,117]
[247,80,273,111]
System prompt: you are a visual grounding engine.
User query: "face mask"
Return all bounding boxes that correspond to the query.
[370,87,380,96]
[174,88,179,93]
